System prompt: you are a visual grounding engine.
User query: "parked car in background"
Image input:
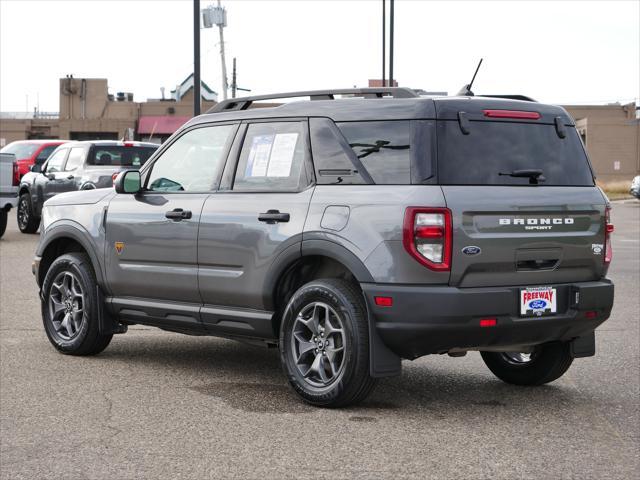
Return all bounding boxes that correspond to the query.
[630,176,640,199]
[0,140,68,182]
[17,140,158,233]
[0,152,18,238]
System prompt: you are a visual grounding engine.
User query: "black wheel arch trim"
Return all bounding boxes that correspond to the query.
[36,222,108,292]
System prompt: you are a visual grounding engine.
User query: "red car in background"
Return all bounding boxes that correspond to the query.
[0,140,68,183]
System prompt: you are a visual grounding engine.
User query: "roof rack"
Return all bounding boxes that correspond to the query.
[478,94,537,102]
[206,87,420,113]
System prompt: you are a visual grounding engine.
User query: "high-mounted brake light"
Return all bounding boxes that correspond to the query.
[483,109,541,120]
[403,207,452,271]
[123,142,134,147]
[604,206,613,265]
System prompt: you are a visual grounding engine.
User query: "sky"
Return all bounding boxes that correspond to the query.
[0,0,638,112]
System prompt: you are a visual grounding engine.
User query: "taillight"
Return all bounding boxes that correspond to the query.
[403,207,452,271]
[604,206,614,265]
[12,162,20,186]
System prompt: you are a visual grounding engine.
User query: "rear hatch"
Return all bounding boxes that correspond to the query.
[435,98,608,288]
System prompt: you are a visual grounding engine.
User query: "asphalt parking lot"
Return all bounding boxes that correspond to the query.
[1,201,638,480]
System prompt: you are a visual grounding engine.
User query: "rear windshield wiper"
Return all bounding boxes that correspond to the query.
[499,169,546,185]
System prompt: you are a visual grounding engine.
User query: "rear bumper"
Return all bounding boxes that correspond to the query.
[362,280,614,359]
[1,192,18,210]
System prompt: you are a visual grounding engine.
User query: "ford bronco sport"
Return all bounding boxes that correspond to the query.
[33,88,615,407]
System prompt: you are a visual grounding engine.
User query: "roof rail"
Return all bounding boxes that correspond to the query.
[206,87,420,113]
[478,94,537,102]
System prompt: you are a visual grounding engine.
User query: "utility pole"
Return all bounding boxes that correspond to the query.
[389,0,394,87]
[217,0,228,100]
[193,0,201,116]
[231,57,237,98]
[382,0,386,87]
[202,2,228,101]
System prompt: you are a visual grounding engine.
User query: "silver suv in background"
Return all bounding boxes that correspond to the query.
[17,141,157,233]
[0,152,18,238]
[32,88,615,407]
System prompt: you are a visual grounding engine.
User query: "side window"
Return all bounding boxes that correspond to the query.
[147,124,236,192]
[64,148,85,171]
[233,122,307,192]
[36,145,57,164]
[309,118,368,185]
[45,149,68,173]
[337,121,411,184]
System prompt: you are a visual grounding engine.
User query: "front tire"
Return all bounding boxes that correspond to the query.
[41,253,112,355]
[17,193,39,233]
[0,209,7,238]
[279,279,377,407]
[481,342,573,386]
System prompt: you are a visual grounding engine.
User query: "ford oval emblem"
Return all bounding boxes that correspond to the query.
[529,300,547,309]
[462,246,482,256]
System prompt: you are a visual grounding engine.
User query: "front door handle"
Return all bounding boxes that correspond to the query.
[66,174,74,180]
[258,209,290,224]
[165,208,192,221]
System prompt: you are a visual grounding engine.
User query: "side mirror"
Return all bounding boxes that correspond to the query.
[30,164,42,173]
[114,170,141,194]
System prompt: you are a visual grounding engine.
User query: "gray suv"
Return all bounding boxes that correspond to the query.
[33,88,615,407]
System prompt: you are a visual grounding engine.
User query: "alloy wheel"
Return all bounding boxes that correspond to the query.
[17,197,29,230]
[48,271,85,340]
[290,302,346,388]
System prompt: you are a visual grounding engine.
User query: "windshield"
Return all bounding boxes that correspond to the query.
[436,121,594,186]
[0,143,39,160]
[87,146,157,167]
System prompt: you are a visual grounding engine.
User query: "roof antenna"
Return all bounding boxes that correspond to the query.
[456,58,483,96]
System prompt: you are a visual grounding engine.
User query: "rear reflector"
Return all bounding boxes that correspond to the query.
[374,296,393,307]
[479,318,497,327]
[585,311,598,319]
[483,109,541,120]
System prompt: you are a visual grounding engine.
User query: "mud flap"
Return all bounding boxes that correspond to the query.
[365,301,402,377]
[97,287,127,335]
[570,331,595,358]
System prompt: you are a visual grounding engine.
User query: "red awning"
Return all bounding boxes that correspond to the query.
[137,116,190,135]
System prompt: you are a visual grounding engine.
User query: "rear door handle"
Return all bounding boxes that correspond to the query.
[258,209,290,224]
[165,208,192,221]
[66,175,74,180]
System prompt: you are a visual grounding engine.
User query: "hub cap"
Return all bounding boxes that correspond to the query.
[48,271,85,340]
[291,302,346,388]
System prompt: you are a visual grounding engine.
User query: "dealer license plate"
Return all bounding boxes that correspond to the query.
[520,286,557,317]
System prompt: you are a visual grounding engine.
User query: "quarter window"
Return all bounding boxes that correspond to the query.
[337,121,411,184]
[146,125,236,192]
[233,122,307,192]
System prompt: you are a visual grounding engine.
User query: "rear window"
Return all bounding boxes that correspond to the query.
[337,121,411,184]
[0,143,39,159]
[436,121,594,186]
[88,146,157,167]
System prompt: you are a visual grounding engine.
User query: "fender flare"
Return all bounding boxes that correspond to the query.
[37,222,107,290]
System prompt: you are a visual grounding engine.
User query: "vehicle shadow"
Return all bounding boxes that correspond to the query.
[97,333,582,416]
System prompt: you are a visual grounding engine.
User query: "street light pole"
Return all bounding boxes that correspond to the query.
[193,0,201,116]
[389,0,394,87]
[382,0,386,87]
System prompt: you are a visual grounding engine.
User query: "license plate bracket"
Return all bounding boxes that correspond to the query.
[520,286,557,317]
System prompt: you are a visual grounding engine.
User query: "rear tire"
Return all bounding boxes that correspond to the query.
[279,279,377,407]
[481,342,573,386]
[41,253,113,355]
[17,193,39,233]
[0,209,7,238]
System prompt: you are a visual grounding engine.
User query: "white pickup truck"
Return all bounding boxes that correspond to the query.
[0,152,18,238]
